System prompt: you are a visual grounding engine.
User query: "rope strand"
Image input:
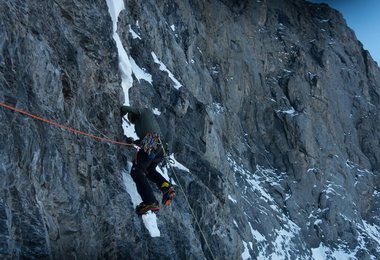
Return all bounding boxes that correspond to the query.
[0,102,137,148]
[159,137,216,260]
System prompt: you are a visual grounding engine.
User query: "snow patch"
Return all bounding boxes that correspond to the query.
[249,223,266,243]
[362,220,380,244]
[152,108,161,115]
[227,155,308,258]
[241,241,251,260]
[122,117,138,140]
[211,102,225,114]
[312,243,357,260]
[106,0,124,33]
[169,154,190,172]
[233,220,239,228]
[151,52,182,90]
[228,195,237,204]
[270,227,300,259]
[106,0,133,104]
[142,212,161,237]
[275,107,298,117]
[112,33,133,103]
[318,18,330,23]
[122,166,141,207]
[227,155,275,204]
[130,57,153,84]
[129,25,141,39]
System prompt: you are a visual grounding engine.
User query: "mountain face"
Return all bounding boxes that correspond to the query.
[1,0,380,259]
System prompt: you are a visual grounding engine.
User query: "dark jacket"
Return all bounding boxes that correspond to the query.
[121,106,161,139]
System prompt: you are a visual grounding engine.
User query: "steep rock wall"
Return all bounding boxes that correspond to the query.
[1,0,380,259]
[0,0,131,258]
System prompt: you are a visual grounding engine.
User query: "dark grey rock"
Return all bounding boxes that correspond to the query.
[1,0,379,259]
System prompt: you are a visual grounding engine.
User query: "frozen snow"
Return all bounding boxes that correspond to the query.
[241,241,252,260]
[227,155,309,259]
[169,153,190,172]
[312,243,357,260]
[142,212,161,237]
[122,117,138,140]
[129,25,141,39]
[113,33,133,103]
[362,221,380,245]
[275,107,298,117]
[122,165,141,207]
[249,222,266,242]
[151,52,183,90]
[228,195,237,203]
[233,220,239,228]
[211,102,225,114]
[152,108,161,115]
[130,57,153,84]
[106,0,124,33]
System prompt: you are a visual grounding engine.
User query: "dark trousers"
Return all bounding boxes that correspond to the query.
[130,147,167,204]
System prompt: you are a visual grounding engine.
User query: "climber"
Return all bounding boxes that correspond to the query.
[121,105,175,215]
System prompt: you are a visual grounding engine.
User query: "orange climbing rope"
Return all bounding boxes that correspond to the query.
[0,102,136,148]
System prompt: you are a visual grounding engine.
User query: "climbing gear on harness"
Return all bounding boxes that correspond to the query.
[161,155,175,168]
[141,133,160,160]
[155,140,173,168]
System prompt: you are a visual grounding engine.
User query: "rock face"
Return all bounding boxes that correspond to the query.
[1,0,379,259]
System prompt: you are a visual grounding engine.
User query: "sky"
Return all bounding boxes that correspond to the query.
[309,0,380,66]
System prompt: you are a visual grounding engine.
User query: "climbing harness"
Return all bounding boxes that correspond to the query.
[158,137,216,260]
[0,102,138,148]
